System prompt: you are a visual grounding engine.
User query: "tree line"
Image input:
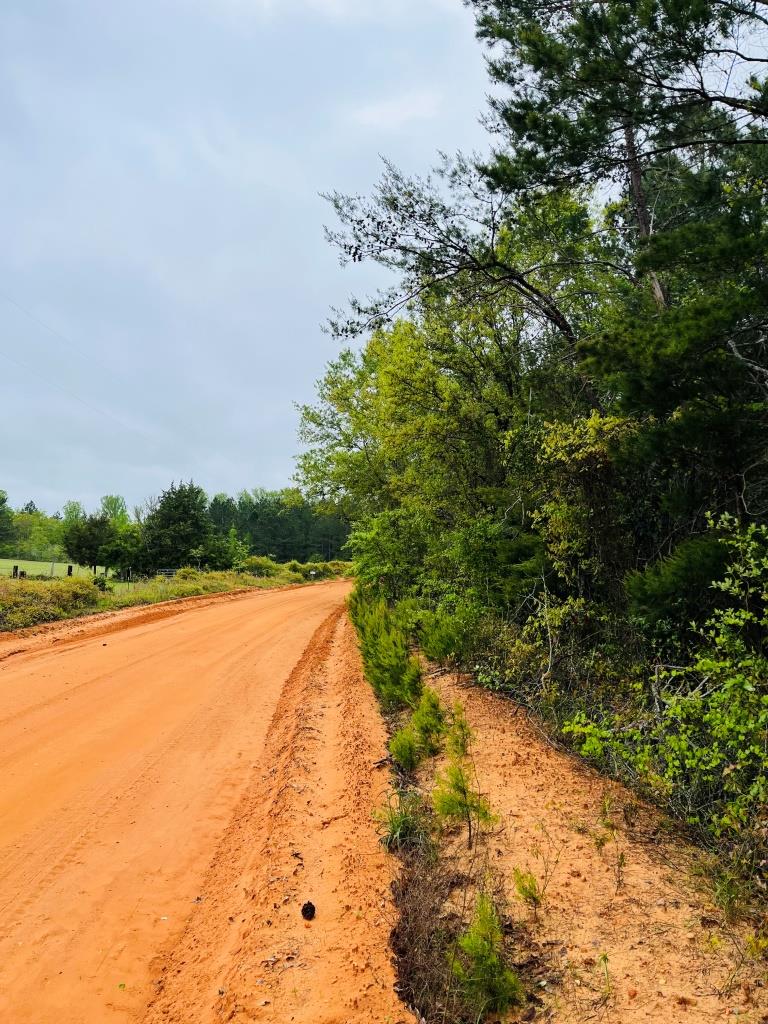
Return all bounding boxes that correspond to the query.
[299,0,768,888]
[0,484,348,575]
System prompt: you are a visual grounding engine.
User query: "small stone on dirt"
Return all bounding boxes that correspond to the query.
[301,901,316,920]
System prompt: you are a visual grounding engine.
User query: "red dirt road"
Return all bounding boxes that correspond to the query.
[0,582,408,1023]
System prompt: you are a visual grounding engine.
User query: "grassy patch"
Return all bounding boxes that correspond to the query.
[0,566,329,632]
[0,557,104,579]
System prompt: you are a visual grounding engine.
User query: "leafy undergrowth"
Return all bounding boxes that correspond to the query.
[0,562,348,632]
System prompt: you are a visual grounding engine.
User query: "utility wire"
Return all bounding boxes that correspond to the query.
[0,346,145,436]
[0,290,116,378]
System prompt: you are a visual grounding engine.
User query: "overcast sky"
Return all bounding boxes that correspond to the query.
[0,0,491,513]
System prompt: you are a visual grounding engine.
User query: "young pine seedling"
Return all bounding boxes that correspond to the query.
[451,891,523,1016]
[512,867,544,917]
[432,759,493,849]
[446,701,474,758]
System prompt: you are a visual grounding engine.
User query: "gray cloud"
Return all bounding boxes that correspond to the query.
[0,0,490,511]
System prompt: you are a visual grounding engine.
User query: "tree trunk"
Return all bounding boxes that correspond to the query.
[623,123,668,309]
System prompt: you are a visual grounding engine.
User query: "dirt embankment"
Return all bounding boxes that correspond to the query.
[430,673,768,1023]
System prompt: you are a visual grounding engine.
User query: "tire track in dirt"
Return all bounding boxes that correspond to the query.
[0,581,382,1024]
[144,612,414,1024]
[431,673,768,1023]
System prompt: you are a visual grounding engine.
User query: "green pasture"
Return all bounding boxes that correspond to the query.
[0,558,104,579]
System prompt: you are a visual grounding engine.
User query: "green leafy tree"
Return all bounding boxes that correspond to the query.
[140,481,211,572]
[99,495,130,528]
[62,500,86,525]
[62,514,117,573]
[99,523,142,576]
[0,491,14,552]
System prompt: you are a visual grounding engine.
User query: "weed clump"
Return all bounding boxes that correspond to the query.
[375,790,433,854]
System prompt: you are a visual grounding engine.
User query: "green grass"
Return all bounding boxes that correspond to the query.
[0,557,104,579]
[0,567,328,632]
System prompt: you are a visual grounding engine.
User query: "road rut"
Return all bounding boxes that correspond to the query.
[0,581,405,1023]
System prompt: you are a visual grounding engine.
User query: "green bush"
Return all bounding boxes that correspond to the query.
[563,515,768,884]
[174,566,200,579]
[242,555,280,578]
[451,892,523,1016]
[411,687,447,755]
[0,577,100,631]
[281,570,305,584]
[626,535,730,651]
[390,726,423,774]
[349,587,423,710]
[419,599,484,665]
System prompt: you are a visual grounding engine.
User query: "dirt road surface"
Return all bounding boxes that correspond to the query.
[0,582,409,1024]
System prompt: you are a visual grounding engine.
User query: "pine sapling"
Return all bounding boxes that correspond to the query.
[433,759,493,849]
[446,701,473,758]
[451,891,523,1016]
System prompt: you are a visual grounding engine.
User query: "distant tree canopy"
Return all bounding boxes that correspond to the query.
[140,482,211,572]
[0,492,14,549]
[0,483,348,575]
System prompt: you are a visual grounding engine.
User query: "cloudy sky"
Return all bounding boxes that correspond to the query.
[1,0,491,512]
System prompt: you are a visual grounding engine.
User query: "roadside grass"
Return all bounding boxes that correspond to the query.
[0,563,347,633]
[351,585,525,1023]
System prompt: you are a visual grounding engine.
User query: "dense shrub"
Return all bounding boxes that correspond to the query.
[562,516,768,878]
[242,555,280,578]
[174,566,200,580]
[0,577,99,630]
[411,687,447,755]
[390,725,423,774]
[419,602,483,664]
[626,536,730,652]
[348,587,422,710]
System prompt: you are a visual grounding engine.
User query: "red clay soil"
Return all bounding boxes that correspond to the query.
[0,581,410,1024]
[2,579,765,1024]
[143,611,413,1024]
[432,673,768,1024]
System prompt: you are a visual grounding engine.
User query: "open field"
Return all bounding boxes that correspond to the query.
[0,557,104,578]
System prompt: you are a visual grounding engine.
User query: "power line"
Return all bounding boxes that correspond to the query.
[0,290,115,378]
[0,346,144,436]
